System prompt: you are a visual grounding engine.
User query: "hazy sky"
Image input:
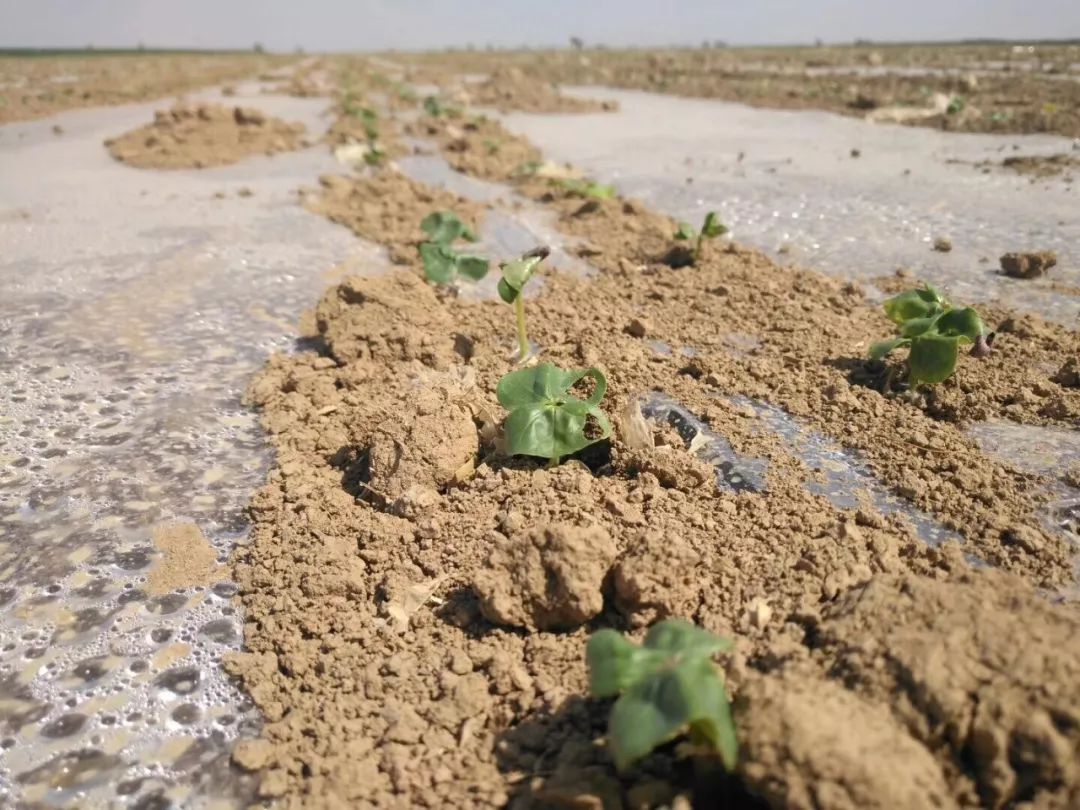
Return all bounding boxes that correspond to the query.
[3,0,1079,51]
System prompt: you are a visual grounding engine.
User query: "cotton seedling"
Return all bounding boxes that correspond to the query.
[497,246,549,361]
[363,141,387,167]
[496,364,612,467]
[421,210,477,244]
[417,211,488,285]
[422,95,461,119]
[556,177,616,199]
[674,211,728,264]
[870,284,992,386]
[586,620,738,773]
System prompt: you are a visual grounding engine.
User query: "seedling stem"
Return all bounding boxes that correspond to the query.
[515,295,529,362]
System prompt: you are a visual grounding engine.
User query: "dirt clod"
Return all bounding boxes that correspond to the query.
[474,523,616,631]
[1000,250,1058,279]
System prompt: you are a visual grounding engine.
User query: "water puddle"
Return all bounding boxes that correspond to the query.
[967,421,1080,558]
[0,91,386,807]
[500,87,1080,326]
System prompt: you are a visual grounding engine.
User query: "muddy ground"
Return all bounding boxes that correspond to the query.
[217,62,1080,810]
[398,42,1080,139]
[0,52,295,125]
[2,49,1078,808]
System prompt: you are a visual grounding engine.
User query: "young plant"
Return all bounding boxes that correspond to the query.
[422,95,461,118]
[586,620,737,773]
[870,284,991,386]
[557,177,616,199]
[418,211,488,285]
[363,141,386,167]
[497,364,612,466]
[498,246,549,361]
[421,210,477,244]
[674,211,728,264]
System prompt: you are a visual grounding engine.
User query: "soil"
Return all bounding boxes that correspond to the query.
[397,43,1080,138]
[226,84,1080,809]
[0,52,291,125]
[999,154,1080,180]
[461,66,618,114]
[1000,250,1059,279]
[145,522,224,596]
[105,103,306,169]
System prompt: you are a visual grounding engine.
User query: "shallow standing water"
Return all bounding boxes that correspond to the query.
[0,87,387,807]
[502,87,1080,325]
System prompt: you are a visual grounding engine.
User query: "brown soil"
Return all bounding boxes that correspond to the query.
[462,66,617,114]
[145,522,224,596]
[303,169,485,266]
[227,89,1080,809]
[396,43,1080,139]
[105,103,305,169]
[1000,154,1080,180]
[404,114,541,182]
[0,53,291,125]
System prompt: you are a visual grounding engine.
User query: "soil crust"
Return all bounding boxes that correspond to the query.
[105,103,305,169]
[228,76,1080,809]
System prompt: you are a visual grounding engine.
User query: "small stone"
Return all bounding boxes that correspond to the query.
[747,598,773,629]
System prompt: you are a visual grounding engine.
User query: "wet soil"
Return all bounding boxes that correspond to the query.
[227,81,1080,809]
[105,102,306,169]
[0,53,292,125]
[398,43,1080,139]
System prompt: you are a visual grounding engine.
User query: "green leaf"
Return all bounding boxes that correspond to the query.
[558,178,616,199]
[868,336,908,360]
[498,251,546,302]
[497,277,516,304]
[908,333,960,384]
[419,241,488,285]
[456,254,489,281]
[899,315,941,338]
[674,222,696,241]
[934,306,984,344]
[587,630,665,698]
[586,620,738,773]
[643,619,732,658]
[496,364,611,463]
[700,211,728,238]
[419,242,457,285]
[423,96,444,117]
[883,289,944,325]
[420,211,476,245]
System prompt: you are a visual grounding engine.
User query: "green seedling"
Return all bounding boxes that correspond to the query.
[946,95,965,115]
[869,284,991,386]
[423,95,445,117]
[557,178,616,199]
[674,211,728,263]
[422,95,462,118]
[586,620,737,773]
[498,246,549,361]
[345,103,379,139]
[417,211,487,285]
[363,141,386,167]
[420,210,477,244]
[497,364,612,466]
[418,243,488,284]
